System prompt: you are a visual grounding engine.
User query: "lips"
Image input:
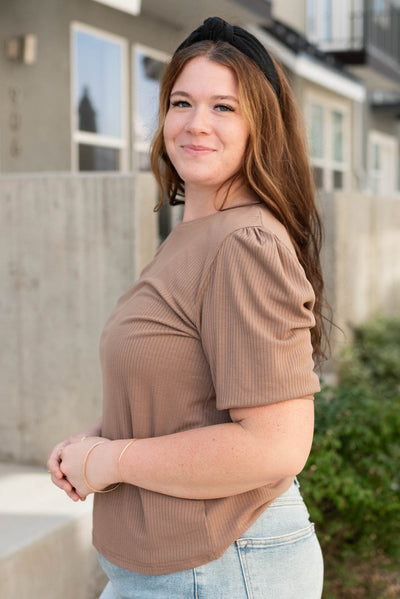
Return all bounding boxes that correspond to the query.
[182,144,216,155]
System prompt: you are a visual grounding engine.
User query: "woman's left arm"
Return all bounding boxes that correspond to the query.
[60,397,314,500]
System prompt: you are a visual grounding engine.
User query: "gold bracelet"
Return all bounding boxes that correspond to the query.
[117,439,138,484]
[82,441,121,494]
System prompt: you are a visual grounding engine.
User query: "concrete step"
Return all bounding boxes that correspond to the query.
[0,462,106,599]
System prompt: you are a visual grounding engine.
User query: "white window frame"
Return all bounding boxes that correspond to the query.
[306,94,349,193]
[368,130,399,197]
[131,43,170,172]
[70,22,129,172]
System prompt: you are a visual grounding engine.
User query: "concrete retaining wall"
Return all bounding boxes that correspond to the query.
[320,191,400,355]
[0,462,106,599]
[0,172,158,466]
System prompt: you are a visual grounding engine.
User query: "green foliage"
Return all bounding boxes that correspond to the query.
[300,384,400,559]
[339,314,400,392]
[298,315,400,596]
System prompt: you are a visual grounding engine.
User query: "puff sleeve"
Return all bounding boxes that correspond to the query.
[200,227,320,409]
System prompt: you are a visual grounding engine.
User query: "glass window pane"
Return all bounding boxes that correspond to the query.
[333,170,343,189]
[307,0,317,37]
[332,110,344,162]
[134,51,166,160]
[373,143,381,170]
[74,30,122,137]
[309,104,324,159]
[373,0,385,15]
[312,166,324,189]
[322,0,332,41]
[79,144,119,170]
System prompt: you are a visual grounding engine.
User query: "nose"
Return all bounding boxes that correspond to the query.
[185,105,212,135]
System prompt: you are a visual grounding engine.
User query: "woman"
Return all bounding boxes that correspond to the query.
[48,17,325,598]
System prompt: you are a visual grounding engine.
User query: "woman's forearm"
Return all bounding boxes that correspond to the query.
[85,401,313,499]
[105,423,288,499]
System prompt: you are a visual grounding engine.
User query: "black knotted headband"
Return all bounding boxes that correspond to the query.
[175,17,280,99]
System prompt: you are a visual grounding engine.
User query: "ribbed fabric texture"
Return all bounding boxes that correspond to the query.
[93,203,320,575]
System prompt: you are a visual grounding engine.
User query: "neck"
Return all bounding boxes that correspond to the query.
[182,180,259,223]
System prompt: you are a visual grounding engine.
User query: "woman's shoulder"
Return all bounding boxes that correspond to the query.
[211,203,296,257]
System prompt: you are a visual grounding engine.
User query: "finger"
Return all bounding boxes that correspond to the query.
[47,444,67,476]
[67,489,82,502]
[49,470,68,492]
[49,471,81,501]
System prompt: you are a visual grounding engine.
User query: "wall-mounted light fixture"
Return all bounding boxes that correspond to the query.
[5,34,38,65]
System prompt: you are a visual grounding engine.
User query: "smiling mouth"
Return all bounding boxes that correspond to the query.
[182,145,216,154]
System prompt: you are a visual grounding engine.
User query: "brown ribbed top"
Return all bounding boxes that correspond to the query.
[92,203,320,574]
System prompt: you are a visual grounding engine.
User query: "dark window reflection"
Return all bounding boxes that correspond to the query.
[134,51,166,170]
[79,86,97,133]
[312,166,324,189]
[79,144,119,171]
[74,30,122,137]
[333,170,343,189]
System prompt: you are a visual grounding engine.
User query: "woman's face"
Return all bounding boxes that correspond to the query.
[163,57,249,194]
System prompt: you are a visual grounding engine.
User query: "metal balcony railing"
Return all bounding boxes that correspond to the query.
[314,0,400,67]
[366,0,400,65]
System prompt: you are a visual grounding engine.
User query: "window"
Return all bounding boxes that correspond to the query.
[72,23,128,171]
[373,0,386,15]
[322,0,332,42]
[307,0,317,40]
[309,104,324,159]
[307,0,333,43]
[369,131,399,196]
[307,99,348,192]
[306,0,361,50]
[132,45,169,171]
[132,45,182,240]
[372,0,390,28]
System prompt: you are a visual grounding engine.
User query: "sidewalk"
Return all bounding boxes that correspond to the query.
[0,462,106,599]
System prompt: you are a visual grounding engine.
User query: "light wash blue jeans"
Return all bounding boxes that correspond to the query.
[98,479,323,598]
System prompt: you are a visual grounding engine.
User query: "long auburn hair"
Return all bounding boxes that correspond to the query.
[150,40,328,364]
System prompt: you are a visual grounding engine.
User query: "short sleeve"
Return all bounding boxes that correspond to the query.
[200,227,320,409]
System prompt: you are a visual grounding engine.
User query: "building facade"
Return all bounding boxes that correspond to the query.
[277,0,400,197]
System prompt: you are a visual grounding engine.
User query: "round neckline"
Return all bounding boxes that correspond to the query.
[176,202,263,229]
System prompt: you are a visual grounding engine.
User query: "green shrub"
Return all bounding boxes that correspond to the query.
[299,384,400,560]
[339,315,400,392]
[299,315,400,596]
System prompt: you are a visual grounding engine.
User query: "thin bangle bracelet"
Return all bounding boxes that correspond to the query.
[117,439,138,484]
[82,441,121,494]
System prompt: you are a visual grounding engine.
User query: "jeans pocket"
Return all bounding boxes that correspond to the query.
[235,525,323,599]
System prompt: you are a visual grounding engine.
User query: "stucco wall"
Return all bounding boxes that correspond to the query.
[272,0,306,33]
[0,0,180,173]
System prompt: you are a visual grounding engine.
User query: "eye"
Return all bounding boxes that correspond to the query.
[170,100,191,108]
[215,104,234,112]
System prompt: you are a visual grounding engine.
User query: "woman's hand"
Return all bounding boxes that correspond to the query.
[47,418,103,501]
[59,437,113,499]
[47,433,89,501]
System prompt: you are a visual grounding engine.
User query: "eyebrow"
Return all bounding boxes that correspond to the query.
[170,91,239,103]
